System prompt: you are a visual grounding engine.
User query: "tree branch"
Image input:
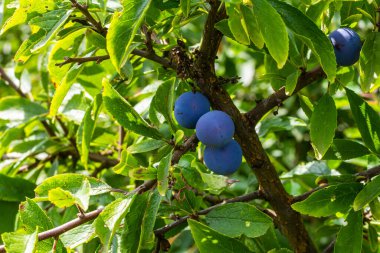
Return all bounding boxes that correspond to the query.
[55,55,110,67]
[292,165,380,204]
[70,0,107,36]
[0,67,26,98]
[187,1,317,252]
[0,208,103,253]
[246,66,325,126]
[154,190,265,237]
[0,67,57,137]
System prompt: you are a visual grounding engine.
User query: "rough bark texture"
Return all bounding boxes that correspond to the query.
[188,2,318,252]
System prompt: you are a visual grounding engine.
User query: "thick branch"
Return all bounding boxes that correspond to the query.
[190,2,317,252]
[55,55,110,67]
[154,190,265,236]
[246,66,325,125]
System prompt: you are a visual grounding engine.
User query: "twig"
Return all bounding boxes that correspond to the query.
[0,178,159,253]
[55,55,110,67]
[0,208,103,253]
[0,67,26,98]
[292,184,328,203]
[356,165,380,179]
[0,67,57,137]
[322,239,335,253]
[154,190,265,236]
[70,0,107,36]
[245,66,325,126]
[132,49,175,69]
[292,165,380,203]
[118,127,126,159]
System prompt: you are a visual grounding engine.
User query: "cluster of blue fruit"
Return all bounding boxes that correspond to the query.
[329,28,362,66]
[174,92,242,175]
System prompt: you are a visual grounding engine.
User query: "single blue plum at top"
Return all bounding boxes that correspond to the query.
[328,28,361,66]
[196,110,235,147]
[174,91,210,129]
[204,140,243,175]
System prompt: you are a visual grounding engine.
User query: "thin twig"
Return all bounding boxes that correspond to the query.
[55,55,110,67]
[70,0,107,36]
[0,67,57,137]
[246,66,325,125]
[154,190,265,236]
[0,67,26,98]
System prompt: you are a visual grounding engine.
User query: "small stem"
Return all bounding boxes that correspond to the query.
[55,55,110,67]
[118,127,126,159]
[154,190,265,236]
[0,67,26,98]
[70,0,107,36]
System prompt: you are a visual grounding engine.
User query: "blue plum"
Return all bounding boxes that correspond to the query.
[328,28,361,66]
[204,140,243,175]
[196,110,235,147]
[174,91,210,129]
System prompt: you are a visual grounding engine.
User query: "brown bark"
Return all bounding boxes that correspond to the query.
[188,2,317,252]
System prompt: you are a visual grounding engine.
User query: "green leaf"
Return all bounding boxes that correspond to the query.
[113,150,140,176]
[77,94,103,169]
[251,0,289,68]
[200,172,228,195]
[94,196,136,251]
[188,219,251,253]
[49,57,87,117]
[29,9,73,52]
[205,203,273,238]
[291,183,363,217]
[269,0,336,81]
[322,139,371,160]
[345,88,380,154]
[268,249,294,253]
[226,5,250,45]
[107,0,152,72]
[48,29,85,85]
[240,4,264,48]
[19,199,65,252]
[48,188,76,208]
[214,19,235,39]
[102,78,163,140]
[1,229,38,253]
[157,150,173,196]
[14,29,46,63]
[0,97,47,127]
[368,223,378,252]
[20,198,53,232]
[285,70,301,95]
[151,78,176,131]
[35,173,111,197]
[180,0,190,17]
[353,176,380,211]
[121,190,161,253]
[60,224,96,250]
[74,179,91,211]
[0,174,35,202]
[0,0,55,34]
[359,32,380,92]
[310,94,337,160]
[334,209,363,253]
[369,198,380,220]
[127,139,167,154]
